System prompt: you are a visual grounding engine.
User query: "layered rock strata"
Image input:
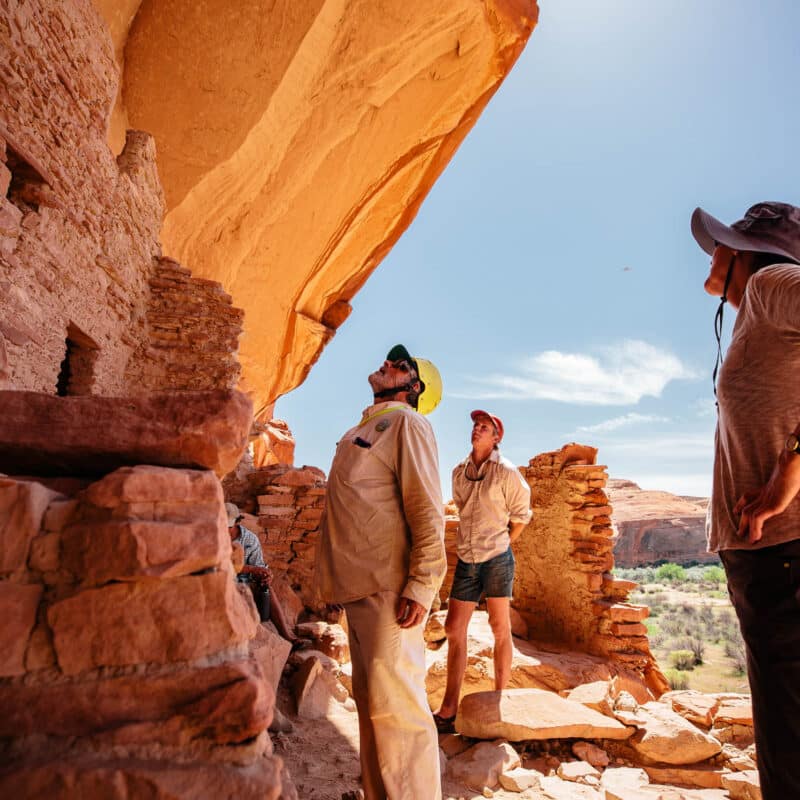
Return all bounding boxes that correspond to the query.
[607,479,713,567]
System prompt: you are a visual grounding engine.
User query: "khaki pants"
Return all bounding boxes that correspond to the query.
[344,590,442,800]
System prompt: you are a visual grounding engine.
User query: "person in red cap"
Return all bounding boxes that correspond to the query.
[433,409,532,733]
[691,201,800,800]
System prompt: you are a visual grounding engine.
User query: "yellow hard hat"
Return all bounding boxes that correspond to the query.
[413,357,442,415]
[385,344,442,415]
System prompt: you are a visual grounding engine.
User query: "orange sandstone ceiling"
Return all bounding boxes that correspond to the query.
[93,0,538,418]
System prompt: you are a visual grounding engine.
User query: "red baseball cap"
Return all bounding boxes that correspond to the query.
[470,409,504,442]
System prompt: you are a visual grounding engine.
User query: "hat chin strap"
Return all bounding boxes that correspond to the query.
[373,380,422,409]
[373,382,415,401]
[712,261,736,402]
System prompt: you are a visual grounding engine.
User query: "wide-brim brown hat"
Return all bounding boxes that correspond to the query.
[691,202,800,264]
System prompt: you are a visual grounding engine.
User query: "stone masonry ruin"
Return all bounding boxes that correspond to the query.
[1,1,760,798]
[0,0,539,795]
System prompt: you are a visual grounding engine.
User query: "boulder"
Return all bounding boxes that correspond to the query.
[615,701,722,765]
[457,689,633,741]
[439,733,472,758]
[0,478,62,573]
[0,390,252,478]
[295,621,349,663]
[48,571,257,673]
[721,770,761,800]
[572,741,610,768]
[660,690,721,728]
[721,743,756,771]
[269,570,304,632]
[0,582,42,676]
[292,655,350,719]
[566,680,614,715]
[290,648,341,674]
[600,767,664,800]
[0,657,270,744]
[714,697,753,727]
[0,753,288,799]
[497,766,541,792]
[250,622,292,691]
[446,740,520,791]
[426,611,617,708]
[539,775,603,798]
[61,516,227,584]
[558,760,601,783]
[425,610,447,643]
[643,764,726,790]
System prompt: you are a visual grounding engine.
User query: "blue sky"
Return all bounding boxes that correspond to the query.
[278,0,800,499]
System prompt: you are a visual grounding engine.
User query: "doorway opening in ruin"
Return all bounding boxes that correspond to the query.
[55,324,99,396]
[5,144,48,212]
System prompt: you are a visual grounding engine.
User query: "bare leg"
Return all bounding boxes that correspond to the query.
[486,596,513,690]
[438,598,476,718]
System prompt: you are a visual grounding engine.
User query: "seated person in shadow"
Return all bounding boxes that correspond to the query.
[226,502,305,648]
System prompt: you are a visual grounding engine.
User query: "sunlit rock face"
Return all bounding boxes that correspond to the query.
[607,479,713,567]
[100,0,539,416]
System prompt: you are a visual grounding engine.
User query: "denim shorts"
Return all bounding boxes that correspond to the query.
[450,547,515,603]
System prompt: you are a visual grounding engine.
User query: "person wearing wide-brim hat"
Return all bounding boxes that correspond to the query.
[691,201,800,800]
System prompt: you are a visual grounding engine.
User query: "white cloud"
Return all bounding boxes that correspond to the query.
[691,397,718,418]
[575,412,670,434]
[600,432,712,460]
[629,473,712,498]
[454,340,697,405]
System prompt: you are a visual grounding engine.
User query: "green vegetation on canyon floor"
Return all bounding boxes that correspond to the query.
[614,563,749,694]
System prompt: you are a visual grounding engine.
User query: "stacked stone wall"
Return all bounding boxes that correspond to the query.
[0,1,242,399]
[514,444,668,695]
[0,1,160,394]
[224,464,327,609]
[436,444,668,696]
[0,464,291,796]
[125,257,244,392]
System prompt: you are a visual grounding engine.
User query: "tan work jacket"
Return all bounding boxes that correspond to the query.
[315,401,446,610]
[452,449,532,563]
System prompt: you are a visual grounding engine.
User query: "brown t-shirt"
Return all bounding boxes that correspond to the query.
[709,264,800,552]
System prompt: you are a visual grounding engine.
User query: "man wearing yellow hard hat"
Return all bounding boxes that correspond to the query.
[316,344,446,800]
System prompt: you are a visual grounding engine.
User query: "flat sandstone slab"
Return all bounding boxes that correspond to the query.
[0,390,252,477]
[457,688,633,741]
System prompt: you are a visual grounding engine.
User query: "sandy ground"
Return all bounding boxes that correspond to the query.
[273,686,550,800]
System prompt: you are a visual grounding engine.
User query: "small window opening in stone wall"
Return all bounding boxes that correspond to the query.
[56,324,99,397]
[5,145,48,212]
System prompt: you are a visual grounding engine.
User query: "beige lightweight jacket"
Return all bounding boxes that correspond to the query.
[315,401,446,610]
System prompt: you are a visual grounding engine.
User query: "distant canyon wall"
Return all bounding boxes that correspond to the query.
[607,479,715,567]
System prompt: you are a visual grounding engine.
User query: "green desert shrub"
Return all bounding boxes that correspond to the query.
[665,668,690,690]
[702,565,726,584]
[656,563,686,582]
[681,636,706,665]
[669,649,696,670]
